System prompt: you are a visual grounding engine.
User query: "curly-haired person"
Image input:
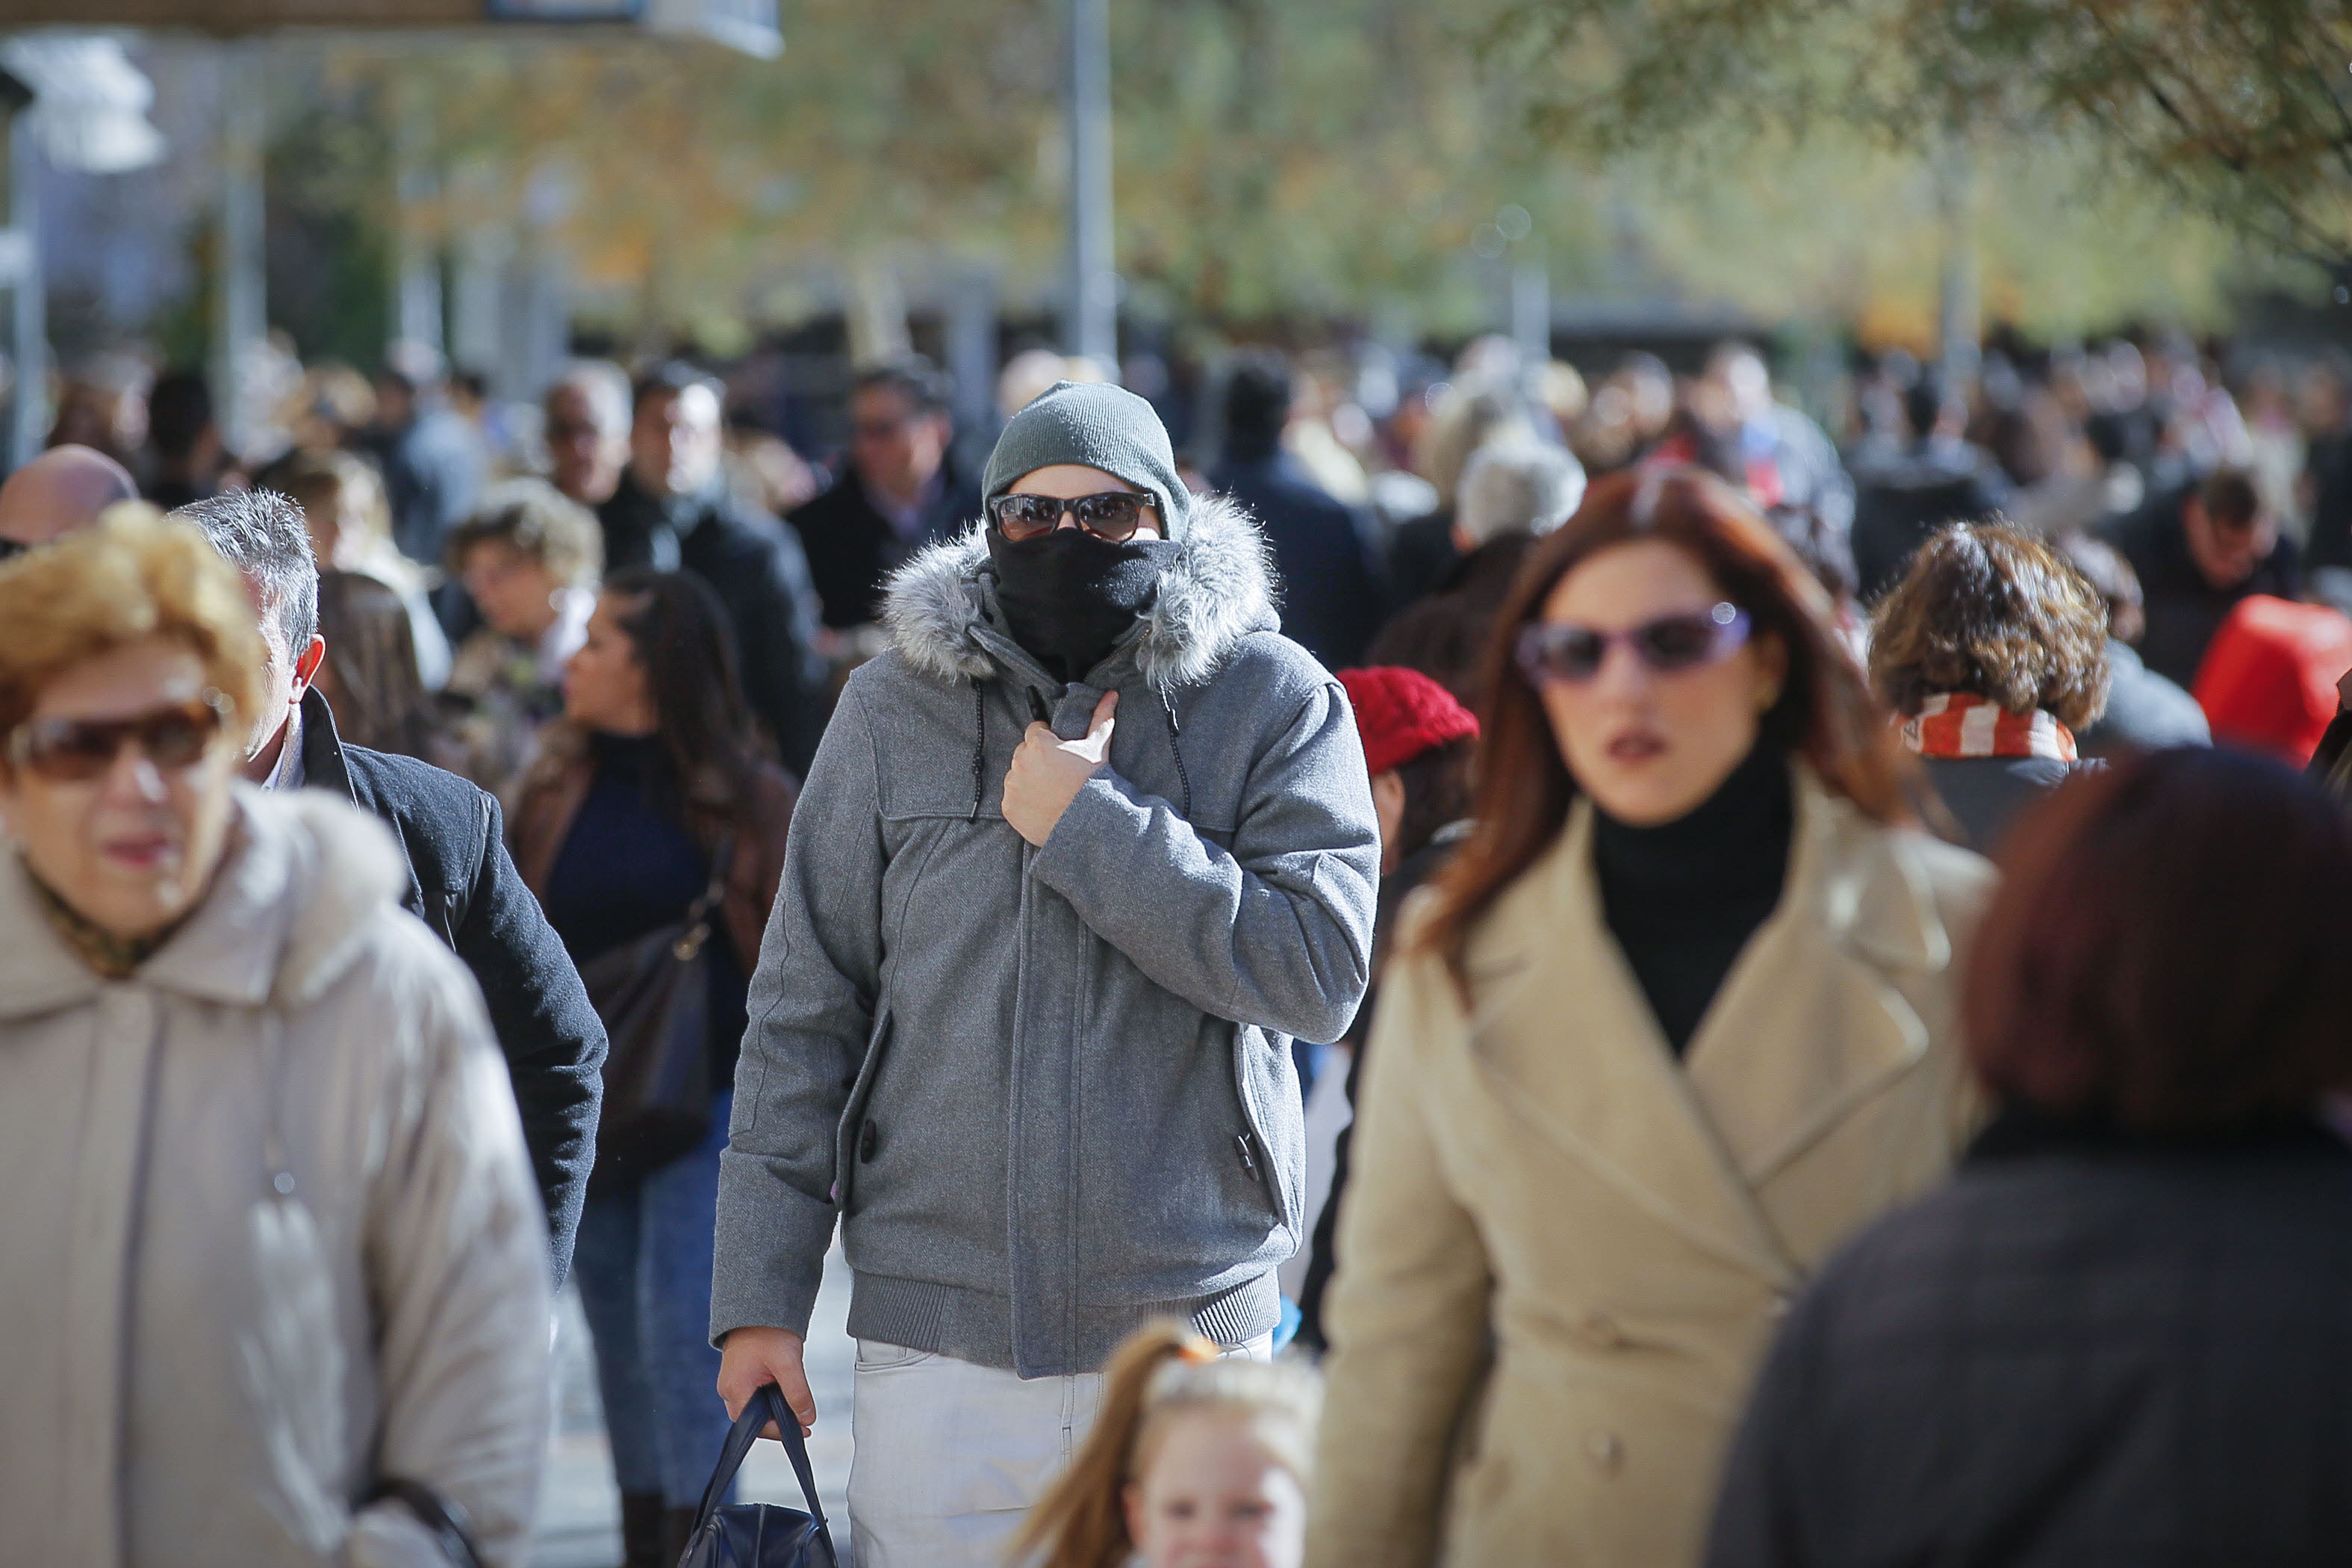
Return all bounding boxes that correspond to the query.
[1869,523,2110,853]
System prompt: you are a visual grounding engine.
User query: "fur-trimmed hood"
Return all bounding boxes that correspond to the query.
[879,494,1281,690]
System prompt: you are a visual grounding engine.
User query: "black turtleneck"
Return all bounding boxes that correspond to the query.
[1592,742,1795,1057]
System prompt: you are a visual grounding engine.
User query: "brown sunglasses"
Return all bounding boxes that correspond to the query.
[5,691,235,783]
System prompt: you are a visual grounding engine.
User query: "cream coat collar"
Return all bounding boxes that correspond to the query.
[1460,765,1970,1287]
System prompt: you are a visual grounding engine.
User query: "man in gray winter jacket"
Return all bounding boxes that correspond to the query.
[714,381,1379,1565]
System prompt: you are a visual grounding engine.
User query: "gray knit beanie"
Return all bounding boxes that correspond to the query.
[983,380,1195,541]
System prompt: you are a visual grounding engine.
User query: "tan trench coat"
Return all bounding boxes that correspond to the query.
[0,787,551,1567]
[1307,768,1994,1567]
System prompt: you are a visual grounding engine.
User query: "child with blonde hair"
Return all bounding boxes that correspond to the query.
[1012,1321,1322,1568]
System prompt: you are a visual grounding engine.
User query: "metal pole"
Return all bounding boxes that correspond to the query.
[1935,143,1979,388]
[212,40,266,461]
[1062,0,1116,370]
[8,104,46,469]
[1511,240,1550,394]
[946,265,999,437]
[391,72,444,355]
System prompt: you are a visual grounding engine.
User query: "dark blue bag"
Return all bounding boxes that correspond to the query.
[676,1384,839,1568]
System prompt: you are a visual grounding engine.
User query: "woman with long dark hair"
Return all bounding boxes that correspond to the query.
[511,566,797,1568]
[1307,470,1995,1568]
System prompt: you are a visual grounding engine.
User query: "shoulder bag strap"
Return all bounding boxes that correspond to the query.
[674,830,736,962]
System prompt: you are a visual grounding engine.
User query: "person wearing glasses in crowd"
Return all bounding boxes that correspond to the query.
[786,355,982,632]
[712,381,1379,1568]
[0,514,550,1567]
[1307,469,1994,1568]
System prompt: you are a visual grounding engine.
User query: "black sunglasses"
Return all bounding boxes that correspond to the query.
[988,490,1157,544]
[1516,603,1752,685]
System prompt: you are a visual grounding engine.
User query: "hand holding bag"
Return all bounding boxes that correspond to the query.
[676,1384,838,1568]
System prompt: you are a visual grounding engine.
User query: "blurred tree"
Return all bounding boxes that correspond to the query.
[261,0,2296,354]
[1481,0,2352,266]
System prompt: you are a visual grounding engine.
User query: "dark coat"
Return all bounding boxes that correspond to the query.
[2077,638,2210,757]
[366,407,486,569]
[597,473,830,777]
[1848,439,2012,603]
[298,688,607,1286]
[508,729,799,998]
[2106,490,2303,688]
[1212,453,1384,669]
[786,464,980,630]
[1365,532,1538,707]
[1919,753,2094,855]
[2306,426,2352,572]
[1381,508,1460,612]
[1707,1108,2352,1568]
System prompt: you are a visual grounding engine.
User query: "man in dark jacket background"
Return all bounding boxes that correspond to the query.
[1212,349,1385,669]
[786,355,980,631]
[1849,371,2012,603]
[176,488,607,1286]
[2106,465,2300,688]
[597,364,830,776]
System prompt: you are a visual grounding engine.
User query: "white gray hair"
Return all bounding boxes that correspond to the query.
[171,486,319,657]
[1455,440,1587,547]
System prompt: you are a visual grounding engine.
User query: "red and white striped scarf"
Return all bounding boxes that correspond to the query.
[1900,691,2078,762]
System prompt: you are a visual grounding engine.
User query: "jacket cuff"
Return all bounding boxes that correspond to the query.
[709,1149,836,1345]
[1032,771,1152,905]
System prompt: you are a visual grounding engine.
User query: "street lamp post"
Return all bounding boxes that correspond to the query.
[4,74,45,470]
[211,40,266,460]
[1062,0,1116,371]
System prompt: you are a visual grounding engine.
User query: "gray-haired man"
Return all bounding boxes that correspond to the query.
[175,488,607,1283]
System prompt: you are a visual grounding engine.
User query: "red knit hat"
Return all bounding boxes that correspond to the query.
[2191,594,2352,765]
[1337,665,1481,777]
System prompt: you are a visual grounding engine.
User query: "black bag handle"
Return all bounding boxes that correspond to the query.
[367,1476,485,1568]
[691,1382,832,1544]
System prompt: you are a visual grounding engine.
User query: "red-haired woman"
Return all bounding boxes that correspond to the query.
[1706,747,2352,1565]
[1307,469,1996,1568]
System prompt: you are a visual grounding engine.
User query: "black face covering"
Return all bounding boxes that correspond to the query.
[986,526,1177,682]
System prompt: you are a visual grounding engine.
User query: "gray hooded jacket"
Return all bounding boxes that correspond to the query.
[712,496,1380,1377]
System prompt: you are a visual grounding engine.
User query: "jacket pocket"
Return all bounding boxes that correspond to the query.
[1231,1024,1301,1238]
[831,1008,894,1210]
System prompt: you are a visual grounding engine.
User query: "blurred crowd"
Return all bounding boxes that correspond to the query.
[19,323,2352,808]
[7,316,2352,1568]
